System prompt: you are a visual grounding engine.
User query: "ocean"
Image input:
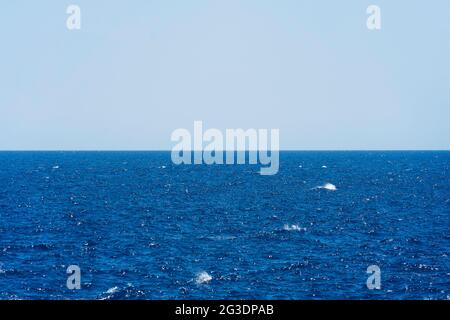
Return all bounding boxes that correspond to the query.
[0,151,448,300]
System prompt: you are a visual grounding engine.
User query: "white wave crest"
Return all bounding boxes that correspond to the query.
[195,271,212,284]
[283,224,306,232]
[315,183,337,191]
[106,286,119,294]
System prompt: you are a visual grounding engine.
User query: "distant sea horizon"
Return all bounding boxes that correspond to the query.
[1,150,449,152]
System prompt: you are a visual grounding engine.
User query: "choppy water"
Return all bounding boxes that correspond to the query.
[0,151,448,300]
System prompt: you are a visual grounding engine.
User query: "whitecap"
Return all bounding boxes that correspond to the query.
[106,286,119,294]
[314,183,337,191]
[195,271,212,284]
[322,165,327,169]
[98,286,119,300]
[207,235,236,241]
[98,284,146,300]
[52,165,59,169]
[283,224,306,232]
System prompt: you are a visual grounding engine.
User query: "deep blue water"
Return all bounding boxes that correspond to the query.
[0,151,448,300]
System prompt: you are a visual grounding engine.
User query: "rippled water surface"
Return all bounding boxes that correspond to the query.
[0,151,448,299]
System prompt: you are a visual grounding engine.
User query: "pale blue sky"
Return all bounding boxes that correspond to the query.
[1,0,449,150]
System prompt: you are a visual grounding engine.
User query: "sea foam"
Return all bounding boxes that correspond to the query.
[283,224,306,232]
[315,183,337,191]
[196,271,212,284]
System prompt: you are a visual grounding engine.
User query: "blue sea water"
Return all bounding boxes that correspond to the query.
[0,151,448,300]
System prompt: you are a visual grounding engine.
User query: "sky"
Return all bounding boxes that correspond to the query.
[0,0,449,150]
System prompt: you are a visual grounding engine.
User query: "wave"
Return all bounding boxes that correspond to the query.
[205,235,236,241]
[97,284,145,300]
[195,271,212,284]
[283,224,306,232]
[314,183,337,191]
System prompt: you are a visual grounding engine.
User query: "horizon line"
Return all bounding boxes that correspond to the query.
[0,149,449,152]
